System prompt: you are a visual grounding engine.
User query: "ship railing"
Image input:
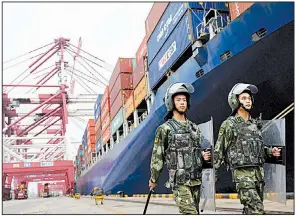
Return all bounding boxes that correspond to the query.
[128,124,135,133]
[138,111,148,124]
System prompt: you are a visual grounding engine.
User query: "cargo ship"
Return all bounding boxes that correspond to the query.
[75,2,294,195]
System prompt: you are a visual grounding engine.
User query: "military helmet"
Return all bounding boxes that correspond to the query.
[164,83,194,112]
[228,83,258,113]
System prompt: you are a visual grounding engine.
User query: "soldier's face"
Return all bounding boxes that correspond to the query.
[173,95,187,112]
[238,93,252,110]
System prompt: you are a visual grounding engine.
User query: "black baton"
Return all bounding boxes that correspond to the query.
[143,190,153,214]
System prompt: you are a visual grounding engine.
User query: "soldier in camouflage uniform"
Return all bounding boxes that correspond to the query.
[214,83,281,214]
[149,83,211,214]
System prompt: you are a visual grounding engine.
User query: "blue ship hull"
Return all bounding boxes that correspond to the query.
[77,2,294,195]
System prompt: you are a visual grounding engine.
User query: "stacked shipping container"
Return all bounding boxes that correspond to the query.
[78,2,232,170]
[94,94,102,152]
[147,2,230,90]
[77,144,83,175]
[100,86,111,145]
[94,94,102,123]
[87,119,95,153]
[134,76,147,109]
[109,58,134,120]
[109,58,135,138]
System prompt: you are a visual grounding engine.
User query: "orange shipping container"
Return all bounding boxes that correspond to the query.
[88,135,96,144]
[124,92,135,119]
[228,2,254,21]
[102,126,111,145]
[134,76,147,108]
[101,113,111,132]
[87,119,95,128]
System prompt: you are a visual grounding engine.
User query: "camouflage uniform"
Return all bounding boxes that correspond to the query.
[214,113,273,214]
[150,117,204,214]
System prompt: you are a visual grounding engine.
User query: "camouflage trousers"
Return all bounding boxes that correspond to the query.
[236,181,265,215]
[172,185,201,214]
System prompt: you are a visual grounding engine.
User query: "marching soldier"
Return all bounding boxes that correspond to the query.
[149,83,211,214]
[214,83,282,214]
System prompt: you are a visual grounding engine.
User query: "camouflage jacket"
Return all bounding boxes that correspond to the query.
[149,118,202,187]
[214,113,273,183]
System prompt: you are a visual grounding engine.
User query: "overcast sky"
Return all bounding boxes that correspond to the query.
[3,2,153,160]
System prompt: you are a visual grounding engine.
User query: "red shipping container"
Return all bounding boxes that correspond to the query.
[88,135,96,144]
[228,2,254,21]
[136,36,148,65]
[110,89,133,119]
[112,89,134,107]
[102,126,111,145]
[87,128,95,138]
[87,119,95,128]
[101,113,111,133]
[100,86,110,110]
[95,127,101,143]
[101,97,110,119]
[109,58,133,90]
[110,73,133,105]
[133,57,146,89]
[145,2,169,39]
[113,73,133,92]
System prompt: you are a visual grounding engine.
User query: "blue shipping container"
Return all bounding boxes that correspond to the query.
[96,138,102,153]
[94,94,103,112]
[148,10,229,90]
[147,2,229,65]
[148,3,188,65]
[94,106,101,122]
[187,2,229,12]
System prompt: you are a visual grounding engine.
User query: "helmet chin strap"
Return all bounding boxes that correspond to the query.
[176,110,185,115]
[173,105,186,115]
[239,103,252,113]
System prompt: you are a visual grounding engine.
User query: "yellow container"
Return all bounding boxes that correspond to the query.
[124,92,135,119]
[134,76,147,108]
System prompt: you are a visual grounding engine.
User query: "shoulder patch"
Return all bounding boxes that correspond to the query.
[154,137,159,143]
